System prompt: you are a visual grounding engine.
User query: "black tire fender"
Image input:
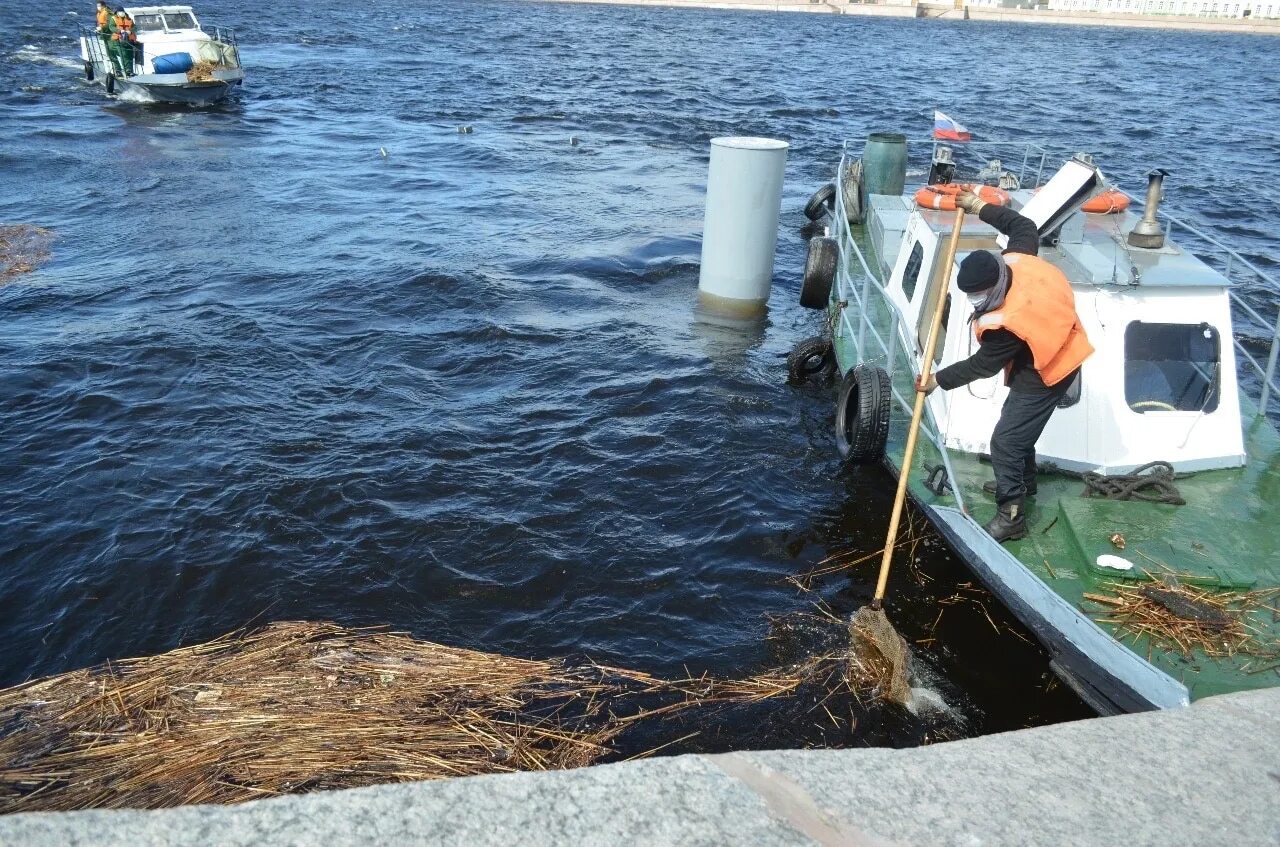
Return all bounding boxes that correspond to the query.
[835,364,891,464]
[105,73,116,94]
[84,61,94,81]
[803,183,835,221]
[842,159,865,225]
[787,336,835,384]
[800,236,837,310]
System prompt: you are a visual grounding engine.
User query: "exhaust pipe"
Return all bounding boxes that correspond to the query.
[1127,169,1169,250]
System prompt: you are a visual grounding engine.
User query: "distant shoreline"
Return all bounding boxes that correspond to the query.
[529,0,1280,36]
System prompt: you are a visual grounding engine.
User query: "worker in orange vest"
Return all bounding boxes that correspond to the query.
[94,1,113,60]
[94,1,111,31]
[916,191,1094,542]
[111,9,137,75]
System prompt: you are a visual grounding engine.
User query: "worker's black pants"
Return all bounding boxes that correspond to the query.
[990,371,1078,505]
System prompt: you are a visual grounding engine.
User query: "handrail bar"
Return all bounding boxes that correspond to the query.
[1126,193,1280,412]
[832,154,967,513]
[833,137,1280,419]
[841,138,1051,190]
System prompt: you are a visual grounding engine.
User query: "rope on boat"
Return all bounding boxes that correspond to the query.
[1081,461,1186,505]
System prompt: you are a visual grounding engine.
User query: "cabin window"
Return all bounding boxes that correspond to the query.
[133,14,164,31]
[901,241,924,303]
[1124,322,1220,413]
[163,12,198,30]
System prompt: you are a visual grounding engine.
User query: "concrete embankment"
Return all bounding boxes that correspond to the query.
[3,686,1276,846]
[532,0,1280,34]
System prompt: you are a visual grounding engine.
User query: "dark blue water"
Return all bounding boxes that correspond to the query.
[2,0,1278,746]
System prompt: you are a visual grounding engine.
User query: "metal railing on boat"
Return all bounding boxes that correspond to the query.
[842,138,1052,192]
[1128,198,1280,417]
[831,151,967,514]
[834,141,1280,423]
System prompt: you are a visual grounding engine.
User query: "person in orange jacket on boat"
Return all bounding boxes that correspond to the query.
[95,1,114,58]
[94,1,111,32]
[111,9,138,75]
[915,191,1094,543]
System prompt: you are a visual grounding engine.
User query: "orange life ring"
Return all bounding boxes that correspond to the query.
[913,183,1010,212]
[1080,188,1130,214]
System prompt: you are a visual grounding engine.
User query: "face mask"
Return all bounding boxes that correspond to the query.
[967,291,990,308]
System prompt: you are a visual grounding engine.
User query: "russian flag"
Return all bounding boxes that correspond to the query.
[933,110,971,142]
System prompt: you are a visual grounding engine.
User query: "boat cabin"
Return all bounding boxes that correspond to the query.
[882,158,1244,474]
[122,5,239,75]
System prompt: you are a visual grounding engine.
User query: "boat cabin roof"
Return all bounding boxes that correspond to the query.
[124,5,197,14]
[874,191,1231,290]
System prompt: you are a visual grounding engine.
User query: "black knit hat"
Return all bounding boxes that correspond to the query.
[957,251,1002,293]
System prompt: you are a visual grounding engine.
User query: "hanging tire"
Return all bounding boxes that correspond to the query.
[84,61,94,81]
[105,73,116,95]
[800,236,837,309]
[787,336,835,384]
[803,183,835,221]
[835,365,891,464]
[842,159,865,225]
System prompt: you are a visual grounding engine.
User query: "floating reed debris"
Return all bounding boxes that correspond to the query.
[0,620,885,814]
[0,224,53,282]
[1084,578,1279,660]
[789,514,933,592]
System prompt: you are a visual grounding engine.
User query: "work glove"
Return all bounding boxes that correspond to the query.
[915,374,938,395]
[954,190,986,215]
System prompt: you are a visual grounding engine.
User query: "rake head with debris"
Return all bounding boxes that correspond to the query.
[848,607,914,707]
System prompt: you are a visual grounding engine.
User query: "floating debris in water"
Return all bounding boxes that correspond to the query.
[379,146,388,157]
[0,619,908,813]
[0,224,53,282]
[570,135,579,146]
[457,125,473,134]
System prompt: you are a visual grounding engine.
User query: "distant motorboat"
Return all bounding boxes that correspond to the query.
[78,4,245,105]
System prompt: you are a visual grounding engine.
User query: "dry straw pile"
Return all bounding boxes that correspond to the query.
[186,60,219,83]
[0,620,865,813]
[1085,577,1279,661]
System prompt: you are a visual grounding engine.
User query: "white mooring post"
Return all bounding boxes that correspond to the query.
[697,137,789,314]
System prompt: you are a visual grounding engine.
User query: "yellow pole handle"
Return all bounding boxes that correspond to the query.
[871,207,966,607]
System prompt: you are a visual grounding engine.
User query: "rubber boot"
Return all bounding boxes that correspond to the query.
[984,499,1028,543]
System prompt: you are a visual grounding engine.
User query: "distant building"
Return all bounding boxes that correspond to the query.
[854,0,1278,16]
[1044,0,1279,16]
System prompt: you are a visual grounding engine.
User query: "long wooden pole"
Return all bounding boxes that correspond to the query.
[871,207,966,609]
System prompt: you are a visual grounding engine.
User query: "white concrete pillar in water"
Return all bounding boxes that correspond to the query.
[697,137,789,314]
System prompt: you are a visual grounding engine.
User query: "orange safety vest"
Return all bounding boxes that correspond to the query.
[96,7,110,28]
[112,17,135,42]
[973,253,1094,387]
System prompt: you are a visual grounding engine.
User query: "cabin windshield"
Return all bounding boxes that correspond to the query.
[1124,322,1220,414]
[162,12,198,30]
[133,14,164,31]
